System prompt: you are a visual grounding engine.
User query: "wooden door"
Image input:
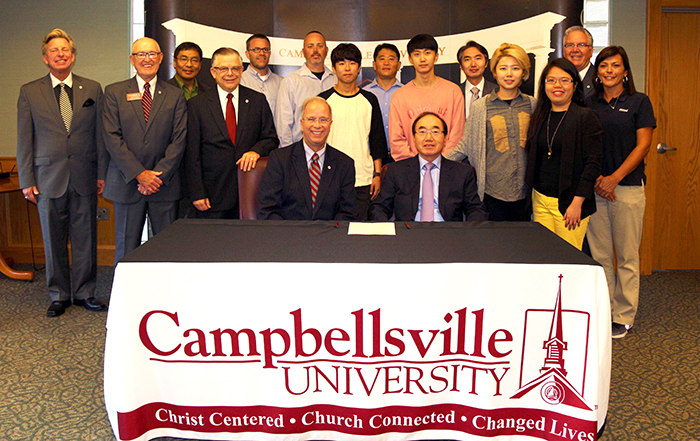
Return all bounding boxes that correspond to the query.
[643,0,700,271]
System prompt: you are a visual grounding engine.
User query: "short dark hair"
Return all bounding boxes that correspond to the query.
[457,40,489,64]
[246,34,270,50]
[305,30,326,39]
[593,46,637,95]
[373,43,400,61]
[174,42,203,59]
[407,34,438,54]
[412,112,447,135]
[331,43,362,67]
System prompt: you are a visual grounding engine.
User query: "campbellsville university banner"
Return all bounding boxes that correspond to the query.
[104,261,610,440]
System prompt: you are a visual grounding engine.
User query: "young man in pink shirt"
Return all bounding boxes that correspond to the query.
[388,34,465,161]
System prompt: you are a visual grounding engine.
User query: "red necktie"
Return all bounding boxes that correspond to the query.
[309,153,321,207]
[226,93,237,144]
[142,82,152,123]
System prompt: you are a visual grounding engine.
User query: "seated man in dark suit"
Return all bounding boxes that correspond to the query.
[370,111,488,222]
[257,96,356,220]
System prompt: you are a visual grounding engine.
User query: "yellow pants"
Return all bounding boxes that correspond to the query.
[532,189,589,250]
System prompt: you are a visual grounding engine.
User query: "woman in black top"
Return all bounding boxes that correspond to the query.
[585,46,656,339]
[525,58,602,250]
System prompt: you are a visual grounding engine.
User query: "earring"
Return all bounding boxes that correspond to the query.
[623,76,629,84]
[594,77,601,85]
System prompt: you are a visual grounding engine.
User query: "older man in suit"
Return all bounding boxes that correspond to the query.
[370,112,488,222]
[258,96,355,220]
[563,26,596,98]
[17,29,107,317]
[186,47,278,218]
[103,37,187,263]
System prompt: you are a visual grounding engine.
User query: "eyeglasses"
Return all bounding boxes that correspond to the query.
[563,43,591,49]
[248,47,271,54]
[544,77,575,85]
[131,51,161,60]
[303,117,331,124]
[176,55,201,64]
[416,129,445,136]
[212,66,243,74]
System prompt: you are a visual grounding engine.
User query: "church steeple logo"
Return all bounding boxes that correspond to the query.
[511,275,592,410]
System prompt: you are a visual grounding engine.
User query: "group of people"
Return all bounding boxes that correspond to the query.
[17,26,654,340]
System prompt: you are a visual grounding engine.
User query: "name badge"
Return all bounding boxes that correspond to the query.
[126,92,142,101]
[619,108,629,112]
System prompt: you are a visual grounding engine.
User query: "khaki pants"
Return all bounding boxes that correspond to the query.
[587,185,646,327]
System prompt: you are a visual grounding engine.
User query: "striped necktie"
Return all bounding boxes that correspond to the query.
[309,153,321,208]
[143,82,152,123]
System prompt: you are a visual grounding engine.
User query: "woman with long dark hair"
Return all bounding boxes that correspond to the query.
[525,58,602,249]
[585,46,656,339]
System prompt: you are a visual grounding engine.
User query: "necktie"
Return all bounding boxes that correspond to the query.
[469,86,479,111]
[142,82,152,123]
[59,83,72,132]
[420,163,435,222]
[226,93,237,144]
[309,153,321,208]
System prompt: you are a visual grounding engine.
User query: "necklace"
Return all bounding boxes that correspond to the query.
[546,108,568,159]
[609,95,620,110]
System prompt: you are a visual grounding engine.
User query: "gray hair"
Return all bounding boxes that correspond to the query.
[564,26,593,46]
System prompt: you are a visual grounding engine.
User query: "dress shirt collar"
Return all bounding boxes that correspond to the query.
[488,88,525,104]
[136,75,157,95]
[578,63,591,81]
[418,154,442,171]
[303,142,327,170]
[300,63,333,81]
[245,65,271,81]
[466,77,486,95]
[217,85,239,119]
[50,72,73,88]
[366,78,403,91]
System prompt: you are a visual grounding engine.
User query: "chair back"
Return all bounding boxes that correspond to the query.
[237,157,268,220]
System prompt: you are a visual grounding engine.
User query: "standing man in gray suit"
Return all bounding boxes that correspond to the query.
[17,29,107,317]
[103,37,187,263]
[563,26,596,98]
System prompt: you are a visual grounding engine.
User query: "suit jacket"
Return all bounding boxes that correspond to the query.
[581,66,595,99]
[370,155,488,221]
[460,79,497,100]
[257,140,356,220]
[166,76,210,96]
[186,85,278,211]
[102,77,187,204]
[17,74,106,198]
[525,102,603,219]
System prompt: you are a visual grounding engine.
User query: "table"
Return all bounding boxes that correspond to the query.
[105,220,611,441]
[0,175,34,280]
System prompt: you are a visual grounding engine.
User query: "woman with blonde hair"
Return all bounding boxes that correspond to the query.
[446,43,537,221]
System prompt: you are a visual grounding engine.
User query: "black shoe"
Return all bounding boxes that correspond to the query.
[47,300,72,317]
[73,297,107,312]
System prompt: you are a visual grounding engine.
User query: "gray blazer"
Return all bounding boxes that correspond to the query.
[102,77,187,204]
[17,74,106,198]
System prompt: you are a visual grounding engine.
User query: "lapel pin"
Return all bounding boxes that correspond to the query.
[158,90,162,95]
[327,165,331,170]
[245,99,249,103]
[79,85,83,89]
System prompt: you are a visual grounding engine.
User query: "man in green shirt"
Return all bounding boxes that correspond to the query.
[167,42,208,100]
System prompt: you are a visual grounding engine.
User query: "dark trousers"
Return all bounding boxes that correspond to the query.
[355,185,371,221]
[37,186,97,301]
[113,199,177,264]
[483,193,530,222]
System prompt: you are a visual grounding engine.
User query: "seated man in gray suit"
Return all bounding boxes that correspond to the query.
[370,112,488,222]
[103,37,187,263]
[17,28,107,317]
[257,96,356,220]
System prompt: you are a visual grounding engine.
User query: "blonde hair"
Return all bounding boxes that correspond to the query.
[42,29,76,55]
[490,43,530,82]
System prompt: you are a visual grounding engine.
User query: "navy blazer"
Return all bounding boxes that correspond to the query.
[186,85,278,211]
[370,155,488,221]
[257,141,356,220]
